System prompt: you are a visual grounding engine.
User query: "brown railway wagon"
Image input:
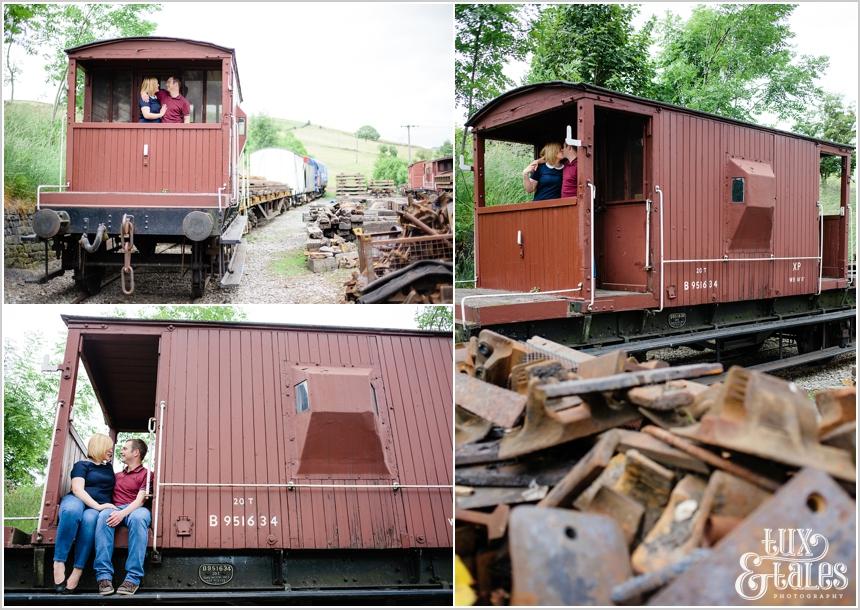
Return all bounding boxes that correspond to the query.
[32,37,250,297]
[4,317,453,603]
[461,82,853,329]
[408,157,454,192]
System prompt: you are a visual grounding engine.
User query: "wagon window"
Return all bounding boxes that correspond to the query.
[180,69,222,124]
[90,71,132,122]
[731,177,745,203]
[295,380,310,413]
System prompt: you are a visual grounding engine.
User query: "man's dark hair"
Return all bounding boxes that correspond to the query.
[128,438,148,461]
[167,74,182,86]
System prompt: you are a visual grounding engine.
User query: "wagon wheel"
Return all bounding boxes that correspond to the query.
[190,243,207,299]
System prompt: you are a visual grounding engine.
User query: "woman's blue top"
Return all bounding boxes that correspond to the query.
[529,163,564,201]
[139,95,161,123]
[69,460,115,504]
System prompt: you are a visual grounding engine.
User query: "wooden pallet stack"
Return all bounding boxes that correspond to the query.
[368,179,396,195]
[336,173,368,196]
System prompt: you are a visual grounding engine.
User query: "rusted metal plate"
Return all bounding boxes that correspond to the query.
[614,450,676,535]
[526,336,595,367]
[611,548,711,605]
[815,386,856,436]
[455,504,511,541]
[456,406,493,447]
[577,349,628,379]
[631,475,711,574]
[498,382,640,460]
[627,380,706,411]
[674,368,856,482]
[540,430,621,508]
[615,429,709,474]
[473,329,532,387]
[583,485,644,546]
[509,507,631,605]
[456,373,527,428]
[456,484,548,510]
[650,468,856,605]
[704,470,772,546]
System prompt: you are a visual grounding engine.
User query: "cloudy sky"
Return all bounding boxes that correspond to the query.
[4,2,454,148]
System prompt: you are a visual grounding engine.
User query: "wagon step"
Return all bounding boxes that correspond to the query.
[220,241,247,287]
[221,214,248,245]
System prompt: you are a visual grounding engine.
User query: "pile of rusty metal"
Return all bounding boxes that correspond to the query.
[305,202,366,241]
[343,192,453,303]
[455,330,856,606]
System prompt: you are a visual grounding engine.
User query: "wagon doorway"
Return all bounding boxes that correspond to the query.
[79,332,163,488]
[593,107,653,293]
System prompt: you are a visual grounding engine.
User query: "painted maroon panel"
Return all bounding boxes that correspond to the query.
[33,319,452,554]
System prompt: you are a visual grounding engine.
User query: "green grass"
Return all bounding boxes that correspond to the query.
[4,484,43,534]
[3,101,64,208]
[270,249,309,277]
[820,175,856,258]
[267,118,432,184]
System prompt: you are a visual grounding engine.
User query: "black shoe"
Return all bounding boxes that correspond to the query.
[54,579,66,593]
[61,584,80,595]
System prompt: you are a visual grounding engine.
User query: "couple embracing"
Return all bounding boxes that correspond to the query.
[52,435,153,596]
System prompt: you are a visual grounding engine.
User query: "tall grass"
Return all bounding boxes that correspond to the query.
[4,101,64,207]
[819,174,857,259]
[4,484,43,534]
[455,130,535,284]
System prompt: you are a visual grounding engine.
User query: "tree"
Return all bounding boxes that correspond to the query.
[793,92,856,179]
[455,4,529,119]
[248,114,279,153]
[356,125,380,141]
[526,4,656,96]
[436,140,453,157]
[3,4,47,99]
[114,305,248,321]
[373,144,408,184]
[415,306,453,332]
[3,4,160,116]
[414,148,432,162]
[653,4,827,123]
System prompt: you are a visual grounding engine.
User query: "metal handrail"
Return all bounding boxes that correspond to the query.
[36,401,64,537]
[644,198,652,270]
[655,185,665,312]
[460,284,583,329]
[36,183,69,211]
[152,400,166,555]
[817,201,824,295]
[587,181,596,311]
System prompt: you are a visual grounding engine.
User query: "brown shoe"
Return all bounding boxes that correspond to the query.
[97,580,114,595]
[116,580,139,596]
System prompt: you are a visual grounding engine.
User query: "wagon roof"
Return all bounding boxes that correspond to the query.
[409,156,453,169]
[466,81,855,150]
[64,36,243,102]
[61,315,452,338]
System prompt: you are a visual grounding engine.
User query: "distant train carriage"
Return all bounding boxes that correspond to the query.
[31,37,250,298]
[407,157,453,193]
[249,148,303,203]
[3,316,454,603]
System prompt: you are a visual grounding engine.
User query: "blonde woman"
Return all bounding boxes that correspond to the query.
[523,142,565,201]
[52,433,117,593]
[138,77,166,123]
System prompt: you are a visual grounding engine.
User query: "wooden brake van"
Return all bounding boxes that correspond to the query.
[4,317,453,603]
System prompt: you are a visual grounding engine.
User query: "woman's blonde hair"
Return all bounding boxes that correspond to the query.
[539,142,563,164]
[140,77,159,96]
[87,433,113,462]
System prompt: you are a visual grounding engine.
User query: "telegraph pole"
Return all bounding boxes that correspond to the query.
[401,124,418,165]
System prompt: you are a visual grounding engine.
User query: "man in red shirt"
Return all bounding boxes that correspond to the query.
[156,75,191,123]
[561,143,578,199]
[94,439,154,596]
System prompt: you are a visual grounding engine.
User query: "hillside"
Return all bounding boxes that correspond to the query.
[267,117,432,185]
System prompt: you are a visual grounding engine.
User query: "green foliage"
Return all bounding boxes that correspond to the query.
[373,144,407,183]
[414,148,432,162]
[247,114,308,157]
[436,140,453,157]
[4,484,42,531]
[793,92,857,179]
[3,333,98,488]
[653,4,827,123]
[3,101,63,202]
[356,125,381,141]
[415,306,453,332]
[527,4,655,95]
[455,4,529,118]
[132,305,248,321]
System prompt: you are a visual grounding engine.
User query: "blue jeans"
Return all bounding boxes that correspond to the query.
[53,494,101,568]
[93,504,151,585]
